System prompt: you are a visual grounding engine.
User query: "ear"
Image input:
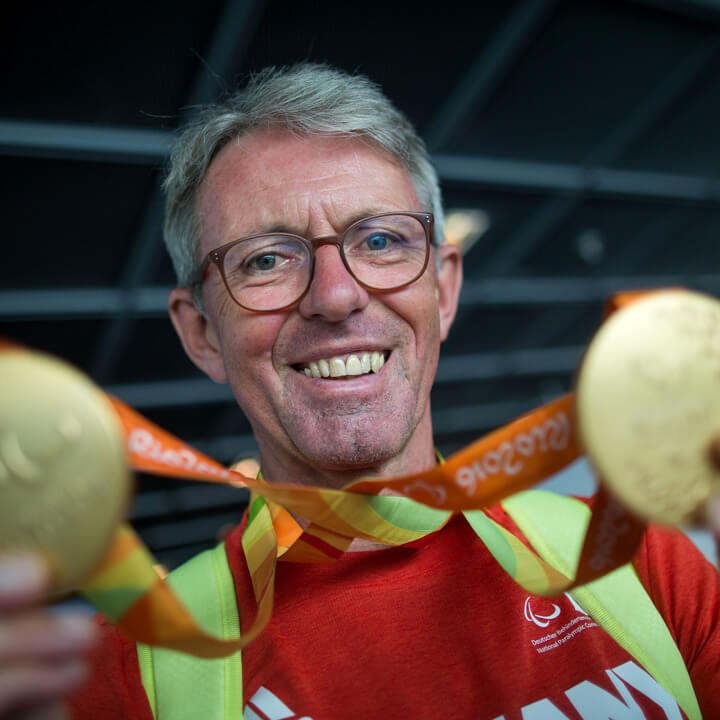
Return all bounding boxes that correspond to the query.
[435,243,463,342]
[168,287,228,383]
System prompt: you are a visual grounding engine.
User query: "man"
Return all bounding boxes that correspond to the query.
[0,63,718,719]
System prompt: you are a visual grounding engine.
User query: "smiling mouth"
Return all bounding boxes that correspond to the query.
[294,351,388,379]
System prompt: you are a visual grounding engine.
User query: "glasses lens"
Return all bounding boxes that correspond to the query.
[223,235,311,311]
[343,214,428,290]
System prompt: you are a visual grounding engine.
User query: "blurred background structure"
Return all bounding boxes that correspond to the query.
[2,0,720,568]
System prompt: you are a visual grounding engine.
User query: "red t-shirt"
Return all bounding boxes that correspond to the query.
[68,505,720,719]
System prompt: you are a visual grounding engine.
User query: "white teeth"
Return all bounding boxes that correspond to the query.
[301,351,386,378]
[329,357,346,377]
[346,355,362,375]
[371,351,385,373]
[361,352,371,373]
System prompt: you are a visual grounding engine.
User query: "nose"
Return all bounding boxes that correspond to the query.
[297,243,369,322]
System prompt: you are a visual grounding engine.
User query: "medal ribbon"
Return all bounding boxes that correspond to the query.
[5,292,654,658]
[76,387,644,658]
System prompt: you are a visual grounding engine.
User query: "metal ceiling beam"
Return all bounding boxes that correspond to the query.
[4,1,554,164]
[424,0,557,150]
[432,399,545,435]
[515,207,720,350]
[0,121,171,163]
[509,209,697,348]
[183,0,267,111]
[2,118,719,203]
[0,287,170,318]
[436,346,581,381]
[478,39,720,277]
[89,0,268,385]
[457,273,720,306]
[106,377,235,407]
[138,510,246,552]
[88,191,166,379]
[193,434,259,464]
[4,273,720,319]
[434,156,720,201]
[132,483,250,521]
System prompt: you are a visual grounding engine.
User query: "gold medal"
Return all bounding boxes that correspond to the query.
[577,290,720,525]
[0,349,131,592]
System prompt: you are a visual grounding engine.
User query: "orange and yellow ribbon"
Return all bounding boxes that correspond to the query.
[79,389,644,659]
[3,292,663,658]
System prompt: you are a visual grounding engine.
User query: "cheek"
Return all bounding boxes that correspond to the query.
[391,283,442,349]
[217,311,285,380]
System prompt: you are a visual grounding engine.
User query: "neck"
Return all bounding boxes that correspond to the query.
[254,414,437,551]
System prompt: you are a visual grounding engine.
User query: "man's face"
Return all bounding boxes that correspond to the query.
[174,131,461,484]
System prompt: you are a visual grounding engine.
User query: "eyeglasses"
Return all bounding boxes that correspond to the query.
[193,211,434,313]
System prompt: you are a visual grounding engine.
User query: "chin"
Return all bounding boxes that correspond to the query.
[299,438,400,472]
[287,412,414,473]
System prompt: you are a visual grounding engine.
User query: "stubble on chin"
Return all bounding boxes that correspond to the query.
[279,387,417,471]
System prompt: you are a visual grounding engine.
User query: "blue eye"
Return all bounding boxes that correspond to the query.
[365,233,389,251]
[251,254,277,271]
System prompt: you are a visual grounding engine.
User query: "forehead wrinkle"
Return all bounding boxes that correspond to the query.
[253,144,369,194]
[255,176,392,236]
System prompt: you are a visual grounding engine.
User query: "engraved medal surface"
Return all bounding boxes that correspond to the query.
[0,350,131,591]
[577,290,720,526]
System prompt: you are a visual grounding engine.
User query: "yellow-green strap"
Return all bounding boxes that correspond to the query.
[136,642,156,716]
[137,490,699,720]
[136,542,243,719]
[501,490,701,720]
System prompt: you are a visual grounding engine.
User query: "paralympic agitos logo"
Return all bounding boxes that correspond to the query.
[524,592,587,629]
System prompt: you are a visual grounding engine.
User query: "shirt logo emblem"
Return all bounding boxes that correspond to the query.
[523,596,561,627]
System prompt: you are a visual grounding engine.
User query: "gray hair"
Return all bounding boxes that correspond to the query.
[162,63,445,288]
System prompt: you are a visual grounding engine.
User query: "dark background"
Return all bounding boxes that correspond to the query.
[2,0,719,568]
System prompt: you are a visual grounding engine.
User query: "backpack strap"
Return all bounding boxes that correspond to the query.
[136,541,242,720]
[500,490,701,720]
